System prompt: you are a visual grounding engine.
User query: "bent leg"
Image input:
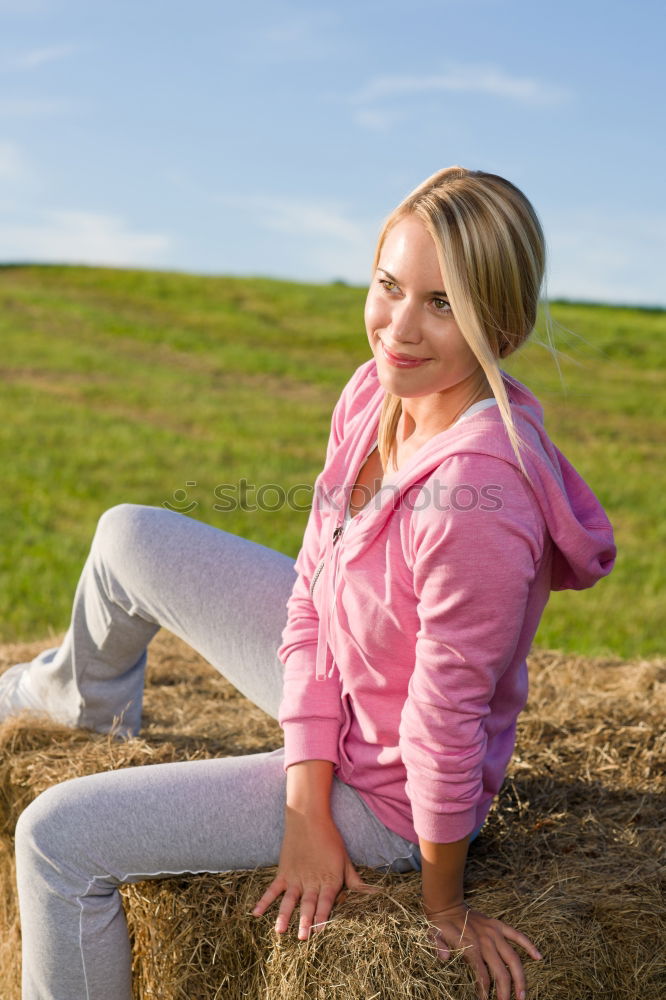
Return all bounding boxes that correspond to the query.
[14,504,298,736]
[15,751,419,999]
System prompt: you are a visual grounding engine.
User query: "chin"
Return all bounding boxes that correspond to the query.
[375,370,432,400]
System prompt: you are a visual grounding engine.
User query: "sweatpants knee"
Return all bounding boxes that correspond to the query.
[15,780,86,877]
[91,503,168,592]
[94,503,153,557]
[14,788,64,875]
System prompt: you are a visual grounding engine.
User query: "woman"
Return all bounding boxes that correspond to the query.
[2,166,616,1000]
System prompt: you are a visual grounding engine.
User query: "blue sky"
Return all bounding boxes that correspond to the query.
[0,0,664,306]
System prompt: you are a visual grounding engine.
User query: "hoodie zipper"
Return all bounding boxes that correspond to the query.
[309,557,325,597]
[309,523,344,598]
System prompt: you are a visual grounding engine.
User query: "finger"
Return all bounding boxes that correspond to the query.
[296,890,319,941]
[468,956,491,1000]
[478,938,512,1000]
[427,925,451,961]
[347,882,382,895]
[274,889,300,934]
[309,884,343,935]
[453,939,490,1000]
[500,924,544,961]
[333,886,375,907]
[494,938,527,1000]
[429,921,474,964]
[343,860,381,894]
[251,878,286,917]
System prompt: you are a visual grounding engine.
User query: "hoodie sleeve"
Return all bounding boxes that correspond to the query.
[277,362,372,770]
[400,452,547,842]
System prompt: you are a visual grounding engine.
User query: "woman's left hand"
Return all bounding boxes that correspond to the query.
[423,900,543,1000]
[250,809,378,941]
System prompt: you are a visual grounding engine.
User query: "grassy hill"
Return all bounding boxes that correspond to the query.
[1,264,663,657]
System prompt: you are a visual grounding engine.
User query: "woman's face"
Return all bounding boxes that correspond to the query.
[364,214,483,399]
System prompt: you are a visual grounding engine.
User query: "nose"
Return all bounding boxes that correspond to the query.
[387,297,423,345]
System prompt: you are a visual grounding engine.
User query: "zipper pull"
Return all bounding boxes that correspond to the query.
[332,524,344,545]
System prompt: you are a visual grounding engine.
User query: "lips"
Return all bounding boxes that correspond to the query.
[380,341,431,367]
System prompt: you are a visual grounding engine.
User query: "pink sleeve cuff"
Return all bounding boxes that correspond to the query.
[281,719,341,771]
[411,803,479,844]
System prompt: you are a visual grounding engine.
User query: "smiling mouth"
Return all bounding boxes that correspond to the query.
[380,342,431,367]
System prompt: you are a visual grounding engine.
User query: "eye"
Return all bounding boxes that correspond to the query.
[378,278,399,293]
[432,297,452,313]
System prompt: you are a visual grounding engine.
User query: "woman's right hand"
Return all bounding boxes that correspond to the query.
[251,808,378,940]
[424,900,543,1000]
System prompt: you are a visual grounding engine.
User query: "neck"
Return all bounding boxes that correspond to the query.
[397,368,493,449]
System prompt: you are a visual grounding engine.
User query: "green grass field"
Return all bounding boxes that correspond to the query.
[1,264,663,657]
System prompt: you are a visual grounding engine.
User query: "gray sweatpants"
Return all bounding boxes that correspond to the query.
[12,504,423,1000]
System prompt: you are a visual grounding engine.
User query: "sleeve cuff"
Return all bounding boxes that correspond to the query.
[281,719,341,771]
[411,803,479,844]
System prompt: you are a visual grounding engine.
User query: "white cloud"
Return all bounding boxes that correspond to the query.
[263,21,319,46]
[352,108,396,132]
[217,194,365,244]
[353,64,572,107]
[0,209,173,266]
[257,10,340,61]
[3,44,77,71]
[0,139,24,179]
[0,139,39,200]
[0,97,79,116]
[545,209,666,307]
[207,190,379,283]
[0,0,48,9]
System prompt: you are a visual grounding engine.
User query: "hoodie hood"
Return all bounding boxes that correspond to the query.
[313,360,616,680]
[493,375,617,591]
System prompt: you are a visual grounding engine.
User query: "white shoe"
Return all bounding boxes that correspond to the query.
[0,662,48,722]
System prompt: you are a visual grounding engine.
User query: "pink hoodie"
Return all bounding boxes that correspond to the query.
[277,358,616,844]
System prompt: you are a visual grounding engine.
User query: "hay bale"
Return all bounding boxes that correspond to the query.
[0,634,664,999]
[0,839,21,1000]
[122,868,484,1000]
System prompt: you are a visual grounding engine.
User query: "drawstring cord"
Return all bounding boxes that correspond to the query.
[314,522,344,681]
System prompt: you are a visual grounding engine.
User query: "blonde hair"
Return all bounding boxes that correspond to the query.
[373,166,547,486]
